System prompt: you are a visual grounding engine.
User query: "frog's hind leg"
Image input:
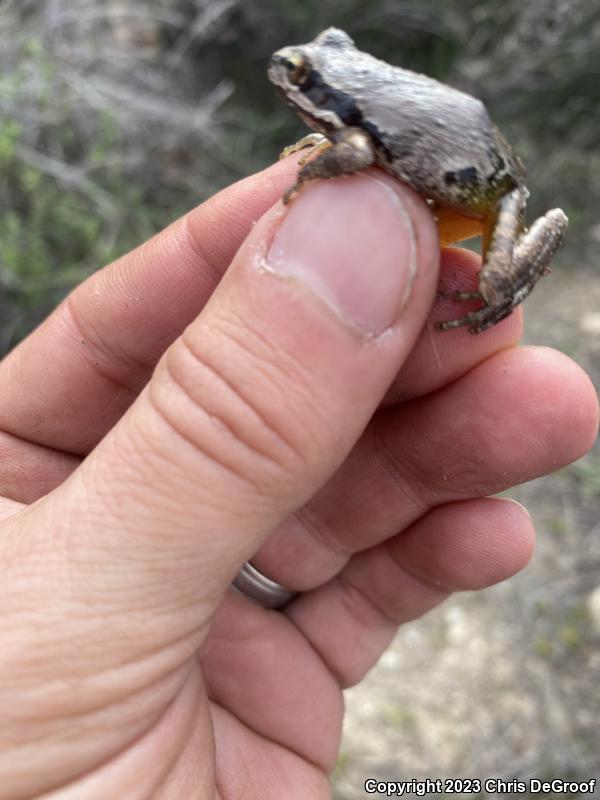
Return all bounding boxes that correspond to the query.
[437,187,568,333]
[283,127,375,204]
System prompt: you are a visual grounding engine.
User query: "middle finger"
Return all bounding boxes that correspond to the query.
[251,343,597,588]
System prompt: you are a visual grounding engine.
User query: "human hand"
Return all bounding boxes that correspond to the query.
[0,158,596,799]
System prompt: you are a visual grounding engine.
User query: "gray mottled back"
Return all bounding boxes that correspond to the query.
[302,29,513,206]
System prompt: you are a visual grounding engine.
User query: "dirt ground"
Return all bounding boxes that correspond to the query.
[333,267,600,799]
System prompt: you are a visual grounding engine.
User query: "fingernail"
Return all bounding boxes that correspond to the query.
[266,172,416,335]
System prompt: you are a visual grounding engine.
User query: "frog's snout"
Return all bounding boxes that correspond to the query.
[268,52,288,86]
[269,47,310,90]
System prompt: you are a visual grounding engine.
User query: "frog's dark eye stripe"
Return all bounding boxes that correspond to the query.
[300,68,362,126]
[296,67,393,161]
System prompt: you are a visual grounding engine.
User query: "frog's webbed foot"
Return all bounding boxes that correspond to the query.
[282,127,375,204]
[437,187,568,334]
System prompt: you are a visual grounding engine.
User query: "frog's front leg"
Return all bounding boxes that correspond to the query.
[437,187,568,333]
[279,133,329,162]
[283,127,375,204]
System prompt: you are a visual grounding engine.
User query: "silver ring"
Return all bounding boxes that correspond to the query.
[233,561,297,609]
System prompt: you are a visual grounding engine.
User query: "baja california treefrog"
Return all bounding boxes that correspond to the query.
[268,28,568,333]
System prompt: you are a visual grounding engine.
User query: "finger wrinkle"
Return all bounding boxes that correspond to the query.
[181,210,224,293]
[386,540,461,595]
[63,294,151,398]
[0,429,79,502]
[292,504,354,560]
[368,416,432,517]
[176,328,303,470]
[335,570,401,631]
[369,541,451,617]
[210,702,331,793]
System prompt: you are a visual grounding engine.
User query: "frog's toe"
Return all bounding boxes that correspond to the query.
[436,300,515,334]
[282,184,299,204]
[436,313,474,332]
[454,290,483,302]
[466,303,515,333]
[435,290,486,332]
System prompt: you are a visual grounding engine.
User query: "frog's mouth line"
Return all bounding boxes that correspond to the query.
[273,83,341,138]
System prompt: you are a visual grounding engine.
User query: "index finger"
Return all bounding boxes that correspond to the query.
[0,157,302,454]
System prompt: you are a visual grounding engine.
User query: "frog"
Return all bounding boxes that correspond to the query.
[268,27,568,334]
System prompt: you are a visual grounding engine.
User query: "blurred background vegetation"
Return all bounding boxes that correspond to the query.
[1,0,599,350]
[1,0,599,795]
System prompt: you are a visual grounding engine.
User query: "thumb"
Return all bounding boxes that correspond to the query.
[121,170,438,609]
[6,170,439,648]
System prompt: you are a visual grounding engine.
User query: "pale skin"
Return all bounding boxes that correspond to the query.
[0,155,597,799]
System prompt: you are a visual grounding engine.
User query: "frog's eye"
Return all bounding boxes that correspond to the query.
[284,53,309,85]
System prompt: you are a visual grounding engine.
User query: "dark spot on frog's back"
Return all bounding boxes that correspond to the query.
[444,166,479,186]
[486,151,511,184]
